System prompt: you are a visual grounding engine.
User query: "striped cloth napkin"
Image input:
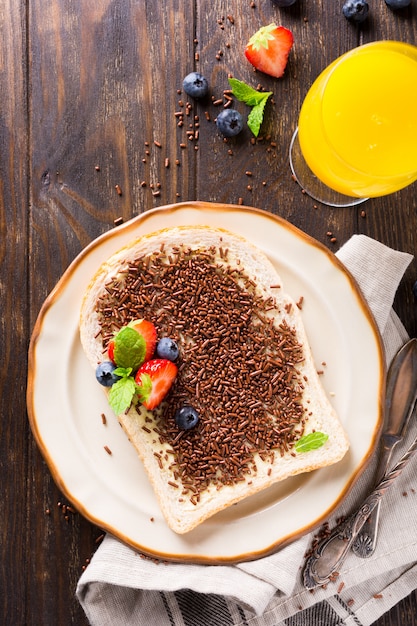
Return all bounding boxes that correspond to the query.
[77,235,417,626]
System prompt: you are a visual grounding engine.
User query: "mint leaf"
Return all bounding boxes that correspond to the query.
[294,432,329,453]
[228,78,269,106]
[114,366,133,378]
[248,100,269,137]
[113,326,146,371]
[228,77,272,137]
[108,376,137,415]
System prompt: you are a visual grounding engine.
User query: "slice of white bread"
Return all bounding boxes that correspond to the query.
[80,225,349,534]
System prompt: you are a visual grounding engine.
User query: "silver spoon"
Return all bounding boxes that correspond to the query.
[352,338,417,557]
[303,338,417,589]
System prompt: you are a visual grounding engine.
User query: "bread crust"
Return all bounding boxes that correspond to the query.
[80,225,349,534]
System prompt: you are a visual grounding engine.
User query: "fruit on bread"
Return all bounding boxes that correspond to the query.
[175,405,199,430]
[135,359,178,410]
[245,23,294,78]
[95,361,120,387]
[108,318,157,365]
[80,225,349,534]
[155,337,180,361]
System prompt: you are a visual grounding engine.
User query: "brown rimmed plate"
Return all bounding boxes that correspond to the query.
[27,202,384,563]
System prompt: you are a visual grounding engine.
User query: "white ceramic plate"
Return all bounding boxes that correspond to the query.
[27,202,384,563]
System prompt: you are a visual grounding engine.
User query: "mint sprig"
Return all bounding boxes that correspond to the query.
[108,367,139,415]
[294,432,329,453]
[228,77,272,137]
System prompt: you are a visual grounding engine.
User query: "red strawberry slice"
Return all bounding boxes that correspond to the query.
[108,318,157,365]
[135,358,178,410]
[107,337,116,363]
[245,23,293,78]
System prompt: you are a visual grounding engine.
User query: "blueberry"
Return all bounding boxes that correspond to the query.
[182,72,209,99]
[271,0,297,6]
[216,109,244,137]
[342,0,369,21]
[156,337,179,361]
[385,0,410,7]
[95,361,120,387]
[175,406,199,430]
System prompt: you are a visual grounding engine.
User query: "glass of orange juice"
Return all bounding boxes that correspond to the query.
[289,41,417,207]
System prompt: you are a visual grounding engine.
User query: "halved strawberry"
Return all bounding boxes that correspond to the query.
[127,319,157,362]
[135,358,178,410]
[107,337,116,364]
[108,319,157,365]
[245,23,293,79]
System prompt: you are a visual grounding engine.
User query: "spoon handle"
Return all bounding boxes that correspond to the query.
[352,338,417,558]
[303,431,417,589]
[350,438,397,558]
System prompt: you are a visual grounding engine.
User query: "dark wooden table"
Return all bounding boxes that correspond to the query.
[2,0,417,623]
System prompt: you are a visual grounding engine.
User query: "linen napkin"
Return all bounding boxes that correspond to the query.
[77,234,416,626]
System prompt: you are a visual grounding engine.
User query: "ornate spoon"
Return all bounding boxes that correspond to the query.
[352,338,417,557]
[303,338,417,589]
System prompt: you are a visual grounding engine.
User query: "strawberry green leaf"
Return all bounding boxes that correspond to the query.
[136,372,153,404]
[247,23,278,51]
[108,376,137,415]
[113,326,146,371]
[294,432,329,453]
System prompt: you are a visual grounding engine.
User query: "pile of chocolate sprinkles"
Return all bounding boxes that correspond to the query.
[96,243,309,502]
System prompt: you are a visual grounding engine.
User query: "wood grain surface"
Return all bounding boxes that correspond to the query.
[1,0,416,623]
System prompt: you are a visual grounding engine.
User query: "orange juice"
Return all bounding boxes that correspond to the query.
[298,42,417,198]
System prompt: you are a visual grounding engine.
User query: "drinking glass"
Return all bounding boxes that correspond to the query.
[290,41,417,207]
